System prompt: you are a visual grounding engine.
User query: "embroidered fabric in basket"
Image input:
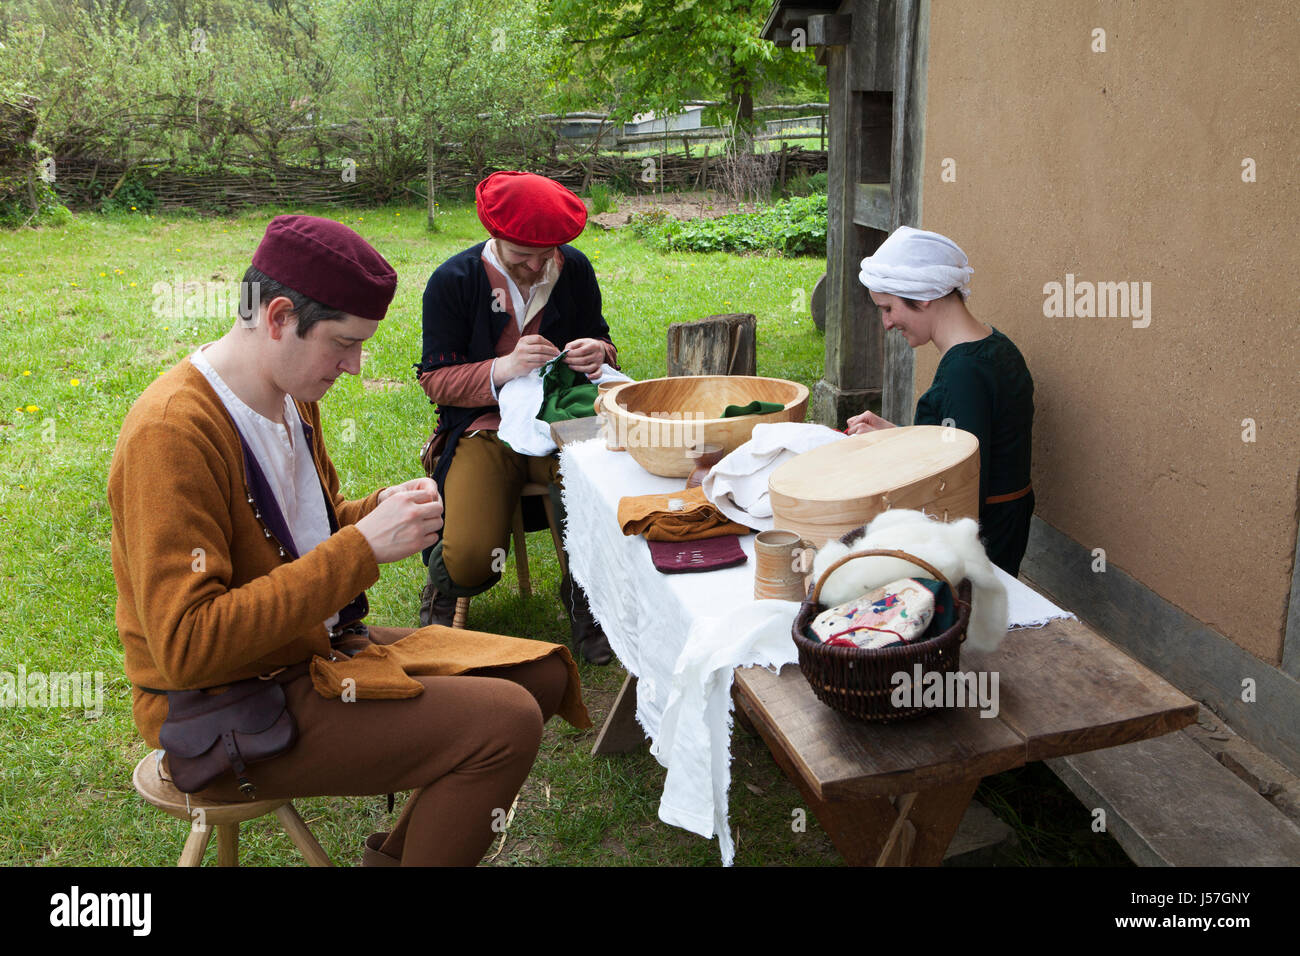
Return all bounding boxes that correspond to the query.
[808,577,950,649]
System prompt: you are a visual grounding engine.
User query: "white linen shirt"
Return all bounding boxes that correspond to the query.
[190,345,338,631]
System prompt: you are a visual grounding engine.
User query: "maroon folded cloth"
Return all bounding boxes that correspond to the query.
[649,535,748,574]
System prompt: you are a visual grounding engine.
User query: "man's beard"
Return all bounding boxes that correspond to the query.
[506,261,544,289]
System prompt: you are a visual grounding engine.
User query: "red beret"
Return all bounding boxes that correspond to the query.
[251,215,397,321]
[475,171,587,247]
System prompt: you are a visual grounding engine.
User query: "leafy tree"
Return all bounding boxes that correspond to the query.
[542,0,822,132]
[326,0,562,222]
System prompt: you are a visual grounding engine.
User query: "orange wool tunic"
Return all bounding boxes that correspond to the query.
[108,360,384,748]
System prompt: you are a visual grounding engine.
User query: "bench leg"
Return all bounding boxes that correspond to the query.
[217,823,239,867]
[592,673,647,755]
[178,823,211,867]
[275,802,332,867]
[902,779,981,866]
[732,688,978,866]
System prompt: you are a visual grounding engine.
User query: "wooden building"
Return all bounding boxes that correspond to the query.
[762,0,1300,857]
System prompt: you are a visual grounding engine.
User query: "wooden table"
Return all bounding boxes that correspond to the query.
[732,617,1197,865]
[551,416,1198,865]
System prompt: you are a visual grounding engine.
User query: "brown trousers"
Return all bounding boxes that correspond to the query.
[441,431,560,589]
[195,626,568,866]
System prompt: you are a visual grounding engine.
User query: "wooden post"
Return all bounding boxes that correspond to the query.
[666,313,757,377]
[779,140,789,191]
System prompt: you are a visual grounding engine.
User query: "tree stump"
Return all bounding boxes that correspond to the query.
[666,313,757,377]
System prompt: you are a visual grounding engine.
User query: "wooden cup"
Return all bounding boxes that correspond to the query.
[754,529,816,601]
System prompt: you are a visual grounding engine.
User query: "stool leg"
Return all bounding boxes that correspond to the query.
[453,596,469,629]
[541,494,568,577]
[179,823,212,867]
[275,802,332,867]
[512,504,531,597]
[217,823,239,867]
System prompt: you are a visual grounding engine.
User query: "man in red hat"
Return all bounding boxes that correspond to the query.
[416,171,617,664]
[109,215,588,864]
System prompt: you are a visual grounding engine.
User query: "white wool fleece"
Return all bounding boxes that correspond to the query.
[810,509,1009,651]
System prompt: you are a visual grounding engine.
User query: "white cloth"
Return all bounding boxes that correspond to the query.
[858,225,974,300]
[701,422,844,530]
[653,600,799,864]
[997,565,1076,628]
[497,362,630,457]
[190,346,337,630]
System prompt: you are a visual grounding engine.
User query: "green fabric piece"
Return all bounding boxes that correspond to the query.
[722,400,784,418]
[537,357,598,424]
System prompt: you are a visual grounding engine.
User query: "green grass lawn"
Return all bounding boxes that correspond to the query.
[0,202,837,866]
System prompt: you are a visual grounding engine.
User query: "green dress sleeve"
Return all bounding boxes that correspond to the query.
[914,353,994,505]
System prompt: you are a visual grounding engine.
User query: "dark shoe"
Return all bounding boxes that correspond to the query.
[418,580,456,628]
[560,575,613,665]
[363,831,400,867]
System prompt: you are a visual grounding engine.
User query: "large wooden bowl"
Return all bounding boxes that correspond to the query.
[604,375,809,477]
[768,425,980,547]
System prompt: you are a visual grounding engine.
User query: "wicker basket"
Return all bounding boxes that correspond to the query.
[792,547,972,722]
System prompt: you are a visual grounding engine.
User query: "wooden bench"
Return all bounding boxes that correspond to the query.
[1047,731,1300,866]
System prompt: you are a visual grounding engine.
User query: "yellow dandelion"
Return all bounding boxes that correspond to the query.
[22,370,30,376]
[70,378,80,386]
[70,282,79,287]
[130,282,137,287]
[99,272,107,277]
[25,404,39,413]
[131,206,137,211]
[163,326,169,331]
[17,272,23,277]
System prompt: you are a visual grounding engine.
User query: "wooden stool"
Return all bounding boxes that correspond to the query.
[453,482,566,629]
[133,751,331,867]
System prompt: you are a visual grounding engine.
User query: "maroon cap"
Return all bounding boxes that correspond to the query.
[251,215,397,321]
[475,171,587,248]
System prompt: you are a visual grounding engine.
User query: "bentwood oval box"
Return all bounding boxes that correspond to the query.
[768,425,979,547]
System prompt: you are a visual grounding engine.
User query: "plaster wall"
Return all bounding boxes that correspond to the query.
[915,0,1298,661]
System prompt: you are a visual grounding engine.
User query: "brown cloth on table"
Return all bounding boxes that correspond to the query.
[310,625,592,729]
[617,485,751,542]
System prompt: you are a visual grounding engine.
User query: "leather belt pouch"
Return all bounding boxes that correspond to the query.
[158,677,297,797]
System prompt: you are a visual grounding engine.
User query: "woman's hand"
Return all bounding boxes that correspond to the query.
[845,410,895,435]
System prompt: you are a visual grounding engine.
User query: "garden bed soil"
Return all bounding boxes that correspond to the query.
[586,190,759,230]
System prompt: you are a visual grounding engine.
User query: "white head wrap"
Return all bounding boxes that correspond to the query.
[858,225,973,300]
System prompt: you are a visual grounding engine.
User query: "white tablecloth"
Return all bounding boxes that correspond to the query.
[558,437,1072,865]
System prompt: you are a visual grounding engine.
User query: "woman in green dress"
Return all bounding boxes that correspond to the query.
[846,226,1035,575]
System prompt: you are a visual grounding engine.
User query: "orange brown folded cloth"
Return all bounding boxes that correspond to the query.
[617,485,752,542]
[310,625,591,729]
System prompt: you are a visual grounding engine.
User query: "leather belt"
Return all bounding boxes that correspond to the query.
[137,661,312,696]
[984,482,1033,505]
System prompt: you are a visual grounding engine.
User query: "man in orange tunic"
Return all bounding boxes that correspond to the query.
[108,215,584,865]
